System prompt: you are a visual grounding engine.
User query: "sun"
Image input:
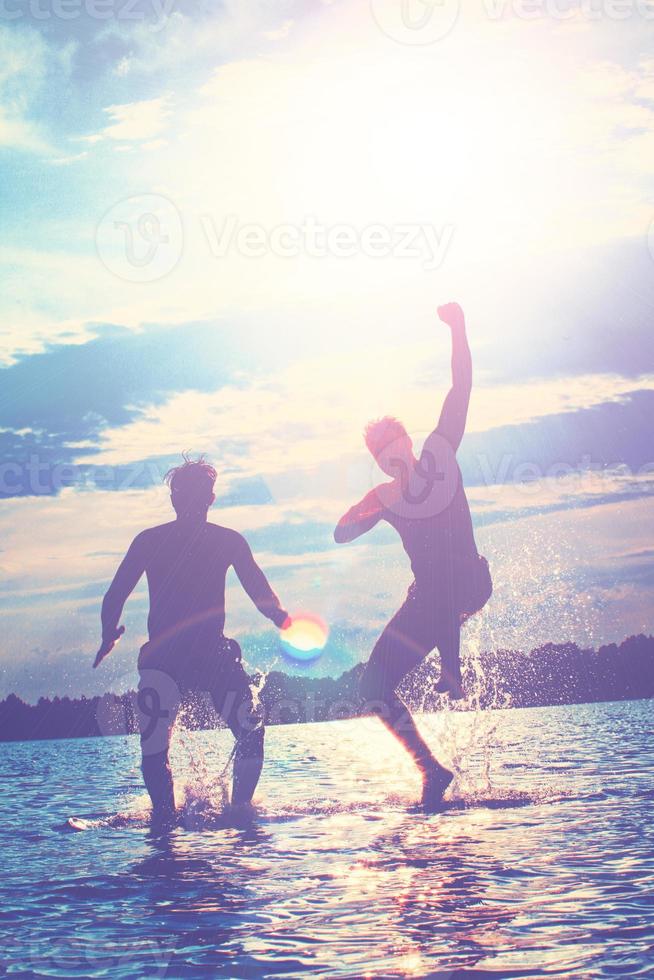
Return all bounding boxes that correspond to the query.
[281,614,329,663]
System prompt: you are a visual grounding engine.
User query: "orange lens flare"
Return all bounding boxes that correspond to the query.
[281,614,329,662]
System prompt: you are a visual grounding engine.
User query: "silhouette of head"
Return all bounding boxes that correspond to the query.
[364,417,414,477]
[165,454,217,518]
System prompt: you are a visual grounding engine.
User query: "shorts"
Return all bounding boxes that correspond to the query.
[458,553,493,624]
[364,554,492,694]
[136,633,261,758]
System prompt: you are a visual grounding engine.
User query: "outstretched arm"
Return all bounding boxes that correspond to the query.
[95,533,148,668]
[334,489,384,544]
[435,302,472,452]
[233,536,290,628]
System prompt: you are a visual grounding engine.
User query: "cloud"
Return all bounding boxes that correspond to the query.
[3,1,654,372]
[263,20,295,42]
[0,25,73,153]
[48,151,89,166]
[459,389,654,488]
[466,466,654,528]
[98,0,307,78]
[87,96,174,144]
[1,482,651,701]
[81,356,654,491]
[0,110,45,153]
[2,3,654,700]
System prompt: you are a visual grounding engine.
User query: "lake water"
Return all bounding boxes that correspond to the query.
[1,699,652,979]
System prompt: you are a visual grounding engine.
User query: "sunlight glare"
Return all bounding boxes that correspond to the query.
[281,614,329,662]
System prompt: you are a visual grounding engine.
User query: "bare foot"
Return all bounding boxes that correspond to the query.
[434,669,465,700]
[150,807,178,834]
[225,801,257,827]
[421,765,454,812]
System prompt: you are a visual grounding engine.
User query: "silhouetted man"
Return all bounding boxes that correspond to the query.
[94,456,290,826]
[334,302,492,809]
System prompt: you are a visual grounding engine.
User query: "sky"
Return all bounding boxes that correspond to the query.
[1,0,653,701]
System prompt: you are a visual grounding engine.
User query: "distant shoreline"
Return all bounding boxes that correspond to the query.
[1,634,652,744]
[0,694,652,749]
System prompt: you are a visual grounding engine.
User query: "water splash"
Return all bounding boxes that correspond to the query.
[171,702,233,826]
[170,671,269,829]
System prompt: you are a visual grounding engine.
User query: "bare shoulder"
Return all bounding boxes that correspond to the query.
[207,522,246,551]
[139,521,176,539]
[422,426,459,458]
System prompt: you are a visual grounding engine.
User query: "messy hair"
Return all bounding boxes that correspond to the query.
[364,416,409,458]
[164,453,217,499]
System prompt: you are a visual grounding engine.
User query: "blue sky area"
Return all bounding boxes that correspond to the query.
[1,0,653,700]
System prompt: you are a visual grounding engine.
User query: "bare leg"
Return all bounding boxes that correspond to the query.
[361,661,453,810]
[434,617,464,699]
[136,674,179,827]
[141,750,176,825]
[373,689,441,774]
[231,725,265,805]
[215,655,266,807]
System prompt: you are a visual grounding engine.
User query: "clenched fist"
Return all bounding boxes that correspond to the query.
[437,302,465,331]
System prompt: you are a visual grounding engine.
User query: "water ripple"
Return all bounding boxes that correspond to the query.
[0,699,652,978]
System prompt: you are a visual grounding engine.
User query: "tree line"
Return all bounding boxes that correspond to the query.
[0,634,652,743]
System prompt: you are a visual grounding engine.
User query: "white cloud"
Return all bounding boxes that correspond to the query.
[263,19,295,41]
[0,109,46,153]
[49,151,88,166]
[1,480,651,698]
[100,1,301,78]
[81,96,174,145]
[0,25,72,153]
[4,6,654,364]
[84,359,654,481]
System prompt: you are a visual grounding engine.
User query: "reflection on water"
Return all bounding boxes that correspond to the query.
[1,699,652,978]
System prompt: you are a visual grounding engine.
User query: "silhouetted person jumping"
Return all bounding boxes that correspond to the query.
[334,302,492,810]
[94,456,290,826]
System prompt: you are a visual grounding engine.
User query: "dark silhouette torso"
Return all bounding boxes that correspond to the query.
[383,460,478,587]
[135,521,244,647]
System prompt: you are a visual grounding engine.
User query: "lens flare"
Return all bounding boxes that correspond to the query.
[281,614,329,663]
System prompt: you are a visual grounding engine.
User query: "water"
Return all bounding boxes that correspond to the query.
[1,699,652,979]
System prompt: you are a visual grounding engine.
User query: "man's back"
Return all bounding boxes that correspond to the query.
[136,520,242,644]
[100,514,287,662]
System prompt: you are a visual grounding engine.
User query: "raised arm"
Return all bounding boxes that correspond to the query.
[232,535,290,628]
[94,533,148,668]
[334,489,384,544]
[435,302,472,452]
